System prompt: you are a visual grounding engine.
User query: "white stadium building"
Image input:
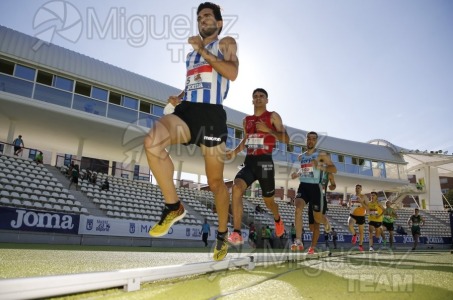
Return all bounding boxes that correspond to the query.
[0,25,451,247]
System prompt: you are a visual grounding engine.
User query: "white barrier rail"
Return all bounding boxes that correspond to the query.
[0,252,328,300]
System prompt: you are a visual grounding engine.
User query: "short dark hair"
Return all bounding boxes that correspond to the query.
[371,191,377,195]
[307,131,318,139]
[252,88,268,98]
[355,184,362,188]
[197,2,223,34]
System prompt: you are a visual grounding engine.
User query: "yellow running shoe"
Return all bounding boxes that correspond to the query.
[213,236,228,261]
[149,203,186,237]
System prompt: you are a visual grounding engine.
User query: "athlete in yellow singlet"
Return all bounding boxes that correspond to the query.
[368,191,385,251]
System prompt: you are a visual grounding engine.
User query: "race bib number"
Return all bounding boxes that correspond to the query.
[245,134,265,149]
[299,163,314,177]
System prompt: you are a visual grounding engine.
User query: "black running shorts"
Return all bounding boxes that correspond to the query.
[235,154,275,197]
[173,101,227,147]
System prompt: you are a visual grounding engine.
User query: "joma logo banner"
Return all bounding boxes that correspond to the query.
[0,207,80,234]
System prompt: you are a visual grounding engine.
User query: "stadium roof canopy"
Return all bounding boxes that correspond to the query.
[369,139,453,177]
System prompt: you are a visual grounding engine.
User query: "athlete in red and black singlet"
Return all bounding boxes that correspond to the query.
[238,110,277,195]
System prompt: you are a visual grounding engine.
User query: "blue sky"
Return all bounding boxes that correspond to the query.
[1,0,452,155]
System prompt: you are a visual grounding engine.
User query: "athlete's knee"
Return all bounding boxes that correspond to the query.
[232,181,246,195]
[207,178,226,195]
[144,131,168,157]
[313,212,324,224]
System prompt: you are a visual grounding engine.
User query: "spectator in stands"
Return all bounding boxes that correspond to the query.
[261,226,272,249]
[101,179,109,191]
[67,161,75,178]
[34,151,43,164]
[68,164,80,191]
[290,223,296,244]
[248,222,256,248]
[144,2,238,262]
[84,169,90,181]
[407,208,425,250]
[226,88,288,247]
[13,134,24,156]
[331,228,338,249]
[255,204,263,214]
[324,230,330,249]
[91,172,98,184]
[201,218,211,247]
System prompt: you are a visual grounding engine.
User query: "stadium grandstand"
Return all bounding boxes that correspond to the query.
[0,25,452,250]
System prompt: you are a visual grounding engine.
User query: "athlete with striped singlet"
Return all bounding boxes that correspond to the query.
[348,184,369,252]
[144,2,238,261]
[290,131,337,254]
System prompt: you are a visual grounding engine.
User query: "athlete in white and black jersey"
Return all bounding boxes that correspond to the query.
[145,2,239,261]
[226,88,289,246]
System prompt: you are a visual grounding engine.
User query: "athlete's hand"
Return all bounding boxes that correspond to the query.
[329,184,336,191]
[226,150,235,160]
[168,95,181,105]
[188,35,204,53]
[291,172,299,179]
[255,120,271,133]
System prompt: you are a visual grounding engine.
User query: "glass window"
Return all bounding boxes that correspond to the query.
[138,112,158,128]
[226,137,234,149]
[0,59,14,75]
[54,76,73,91]
[294,145,301,153]
[75,81,91,97]
[92,86,108,101]
[227,127,235,137]
[34,84,72,107]
[109,92,121,105]
[123,96,138,110]
[334,162,345,172]
[152,104,164,116]
[344,156,352,164]
[0,74,33,97]
[398,164,407,180]
[385,163,398,179]
[287,144,294,153]
[107,103,138,123]
[140,101,151,113]
[14,64,35,81]
[352,157,359,165]
[36,70,53,86]
[235,129,243,139]
[73,94,107,116]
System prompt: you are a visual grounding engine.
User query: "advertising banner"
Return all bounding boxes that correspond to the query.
[0,206,80,234]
